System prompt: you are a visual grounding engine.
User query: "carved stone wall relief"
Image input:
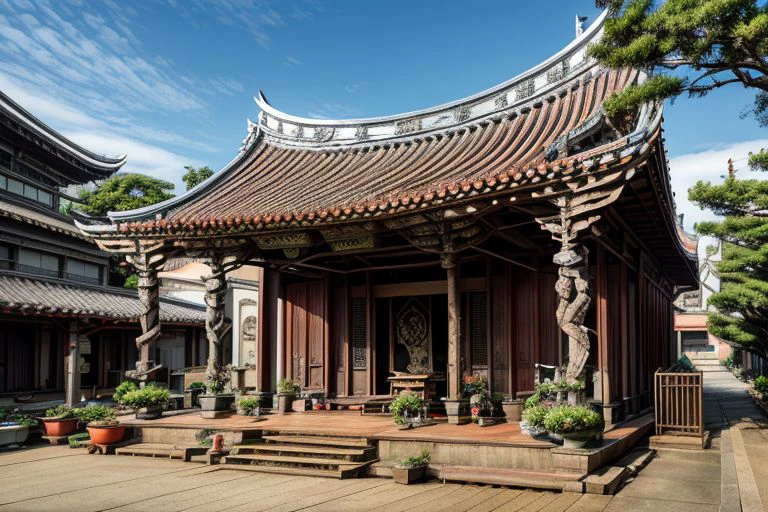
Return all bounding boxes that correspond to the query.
[239,298,259,367]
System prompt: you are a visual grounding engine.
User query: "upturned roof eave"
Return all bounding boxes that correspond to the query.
[0,90,127,174]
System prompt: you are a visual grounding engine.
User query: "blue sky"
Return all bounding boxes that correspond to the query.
[0,0,765,230]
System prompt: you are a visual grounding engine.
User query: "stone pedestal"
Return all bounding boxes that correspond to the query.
[501,399,523,422]
[443,399,471,425]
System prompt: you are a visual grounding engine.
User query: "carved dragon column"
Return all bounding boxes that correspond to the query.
[537,163,631,405]
[204,254,228,387]
[126,251,167,384]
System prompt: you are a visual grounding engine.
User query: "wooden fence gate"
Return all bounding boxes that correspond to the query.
[654,370,704,439]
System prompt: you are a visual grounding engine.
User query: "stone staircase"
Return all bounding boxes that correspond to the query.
[221,434,378,479]
[687,351,727,372]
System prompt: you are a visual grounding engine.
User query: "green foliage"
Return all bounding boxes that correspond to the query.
[68,432,90,448]
[73,404,117,425]
[589,1,768,123]
[78,173,175,216]
[182,166,214,191]
[237,396,260,414]
[45,405,75,419]
[722,352,735,368]
[521,404,549,429]
[542,405,603,434]
[397,449,431,468]
[750,149,768,172]
[0,407,38,427]
[119,385,170,409]
[123,274,139,289]
[196,428,216,447]
[276,378,301,395]
[114,381,138,402]
[753,375,768,395]
[390,394,426,425]
[525,393,542,409]
[188,382,206,390]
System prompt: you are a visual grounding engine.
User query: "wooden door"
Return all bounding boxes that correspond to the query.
[285,281,326,390]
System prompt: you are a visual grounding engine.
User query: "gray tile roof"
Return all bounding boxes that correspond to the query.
[0,273,205,324]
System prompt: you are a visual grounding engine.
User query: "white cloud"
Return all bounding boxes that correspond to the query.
[668,138,768,231]
[284,56,302,68]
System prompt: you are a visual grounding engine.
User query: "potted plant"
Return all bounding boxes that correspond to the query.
[0,407,36,448]
[501,395,524,422]
[185,381,206,408]
[199,366,235,417]
[542,404,603,448]
[74,404,124,445]
[236,396,261,416]
[392,449,430,484]
[276,378,301,413]
[113,380,138,406]
[120,384,170,420]
[390,393,426,427]
[521,404,549,438]
[41,405,79,437]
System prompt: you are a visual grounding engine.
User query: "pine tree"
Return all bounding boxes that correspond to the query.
[591,0,768,358]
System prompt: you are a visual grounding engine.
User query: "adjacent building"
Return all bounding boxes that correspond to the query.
[0,90,205,404]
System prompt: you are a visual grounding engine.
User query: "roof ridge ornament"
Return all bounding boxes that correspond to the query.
[576,15,588,38]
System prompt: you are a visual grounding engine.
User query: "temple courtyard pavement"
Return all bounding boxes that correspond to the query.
[0,367,765,512]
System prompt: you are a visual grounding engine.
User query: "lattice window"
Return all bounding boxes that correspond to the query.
[469,292,488,366]
[351,298,367,369]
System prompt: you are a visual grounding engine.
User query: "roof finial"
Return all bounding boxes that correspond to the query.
[576,15,588,37]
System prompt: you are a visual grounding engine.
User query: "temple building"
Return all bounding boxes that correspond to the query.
[0,90,205,405]
[78,12,698,426]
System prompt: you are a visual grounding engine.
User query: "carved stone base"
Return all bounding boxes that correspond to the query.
[443,399,471,425]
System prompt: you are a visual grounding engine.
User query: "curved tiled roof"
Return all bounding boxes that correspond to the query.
[0,273,205,324]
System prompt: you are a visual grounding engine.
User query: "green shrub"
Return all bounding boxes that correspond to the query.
[754,375,768,395]
[206,366,231,395]
[119,385,170,409]
[522,404,549,429]
[390,394,425,425]
[277,378,301,395]
[45,405,75,419]
[0,407,38,427]
[524,393,541,409]
[114,381,138,402]
[188,382,206,390]
[73,404,117,425]
[397,449,430,468]
[238,396,260,414]
[542,405,602,434]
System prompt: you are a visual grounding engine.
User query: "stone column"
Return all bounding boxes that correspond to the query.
[204,256,228,387]
[65,320,80,408]
[442,252,469,424]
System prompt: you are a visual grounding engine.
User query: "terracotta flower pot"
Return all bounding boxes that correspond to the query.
[87,424,125,445]
[392,464,426,484]
[42,418,79,437]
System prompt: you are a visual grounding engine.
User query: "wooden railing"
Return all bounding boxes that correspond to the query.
[654,370,704,438]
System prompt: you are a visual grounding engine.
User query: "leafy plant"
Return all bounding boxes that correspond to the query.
[119,385,170,409]
[238,396,260,414]
[542,405,602,435]
[754,375,768,396]
[522,404,549,430]
[188,382,206,390]
[196,428,216,447]
[0,407,38,427]
[114,380,138,402]
[45,405,75,420]
[390,394,426,425]
[396,449,430,468]
[68,432,90,448]
[73,404,117,426]
[277,378,301,395]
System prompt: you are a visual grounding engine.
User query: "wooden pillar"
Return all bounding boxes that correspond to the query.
[445,254,461,400]
[65,320,79,408]
[204,256,228,385]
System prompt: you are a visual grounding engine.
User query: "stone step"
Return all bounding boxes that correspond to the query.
[437,465,583,491]
[698,366,728,372]
[690,359,722,367]
[115,443,208,462]
[222,453,375,478]
[261,434,371,448]
[231,443,376,461]
[213,463,345,479]
[686,352,719,360]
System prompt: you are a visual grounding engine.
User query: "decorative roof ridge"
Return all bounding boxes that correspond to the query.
[0,89,127,171]
[256,10,608,147]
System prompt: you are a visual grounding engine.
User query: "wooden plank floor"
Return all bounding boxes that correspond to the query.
[0,445,610,512]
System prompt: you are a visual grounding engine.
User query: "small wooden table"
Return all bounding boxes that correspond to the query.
[388,373,439,400]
